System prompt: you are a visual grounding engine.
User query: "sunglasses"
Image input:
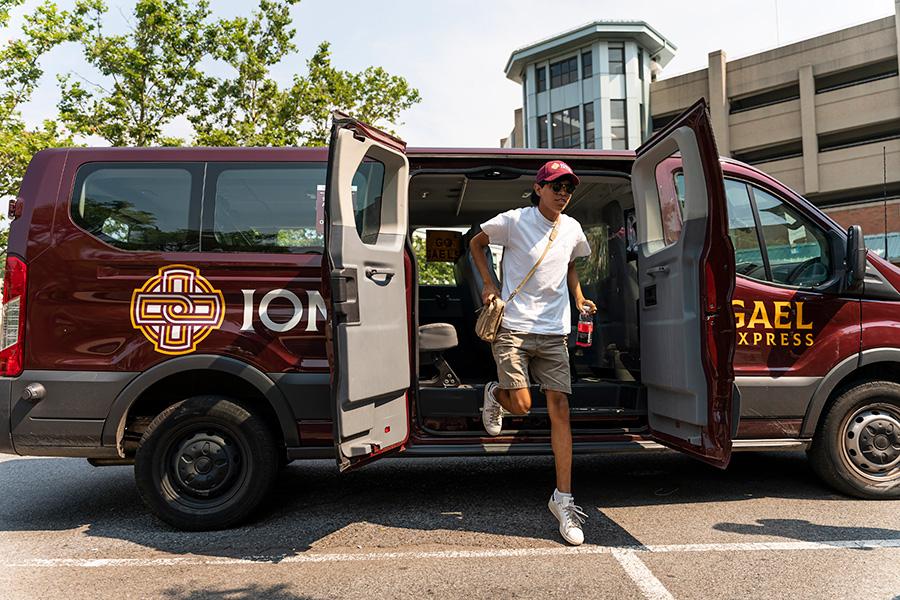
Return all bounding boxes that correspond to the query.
[543,181,576,194]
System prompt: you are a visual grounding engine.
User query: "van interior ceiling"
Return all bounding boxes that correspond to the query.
[407,171,645,436]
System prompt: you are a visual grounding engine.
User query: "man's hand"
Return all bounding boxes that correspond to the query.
[481,284,501,306]
[577,298,597,315]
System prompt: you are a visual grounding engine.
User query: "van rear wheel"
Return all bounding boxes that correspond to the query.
[134,395,279,530]
[808,381,900,499]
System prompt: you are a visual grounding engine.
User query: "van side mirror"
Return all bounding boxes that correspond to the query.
[846,225,866,289]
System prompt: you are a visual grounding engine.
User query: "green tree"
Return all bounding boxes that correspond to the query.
[0,0,95,270]
[189,0,302,146]
[57,0,211,146]
[293,42,421,146]
[1,0,93,197]
[191,0,421,147]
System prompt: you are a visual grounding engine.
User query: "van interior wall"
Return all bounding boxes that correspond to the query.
[408,173,641,390]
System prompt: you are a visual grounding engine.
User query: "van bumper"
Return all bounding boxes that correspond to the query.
[0,378,14,454]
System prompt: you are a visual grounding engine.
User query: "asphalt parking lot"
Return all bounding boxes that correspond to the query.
[1,450,898,599]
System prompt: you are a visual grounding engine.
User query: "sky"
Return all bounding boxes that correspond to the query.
[4,0,897,147]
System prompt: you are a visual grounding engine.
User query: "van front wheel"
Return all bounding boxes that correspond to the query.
[134,395,279,530]
[808,381,900,499]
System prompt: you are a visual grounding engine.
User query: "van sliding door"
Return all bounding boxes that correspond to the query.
[324,114,411,471]
[632,99,737,468]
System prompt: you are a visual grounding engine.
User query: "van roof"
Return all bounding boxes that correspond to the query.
[50,146,637,160]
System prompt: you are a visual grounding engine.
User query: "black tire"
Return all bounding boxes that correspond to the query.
[808,381,900,499]
[134,395,279,530]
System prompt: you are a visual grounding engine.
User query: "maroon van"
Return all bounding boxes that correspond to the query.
[1,100,897,530]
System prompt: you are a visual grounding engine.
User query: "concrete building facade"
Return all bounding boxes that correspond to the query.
[650,1,900,258]
[503,22,676,150]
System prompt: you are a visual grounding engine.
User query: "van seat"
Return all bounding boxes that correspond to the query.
[418,322,458,352]
[418,323,460,387]
[455,226,502,309]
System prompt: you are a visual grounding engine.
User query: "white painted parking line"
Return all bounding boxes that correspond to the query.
[612,548,675,600]
[3,538,899,569]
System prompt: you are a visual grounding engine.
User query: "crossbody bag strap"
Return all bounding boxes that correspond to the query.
[505,218,559,304]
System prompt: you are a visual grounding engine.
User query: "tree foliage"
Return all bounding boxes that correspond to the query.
[191,0,421,147]
[0,0,95,264]
[0,0,423,267]
[57,0,211,146]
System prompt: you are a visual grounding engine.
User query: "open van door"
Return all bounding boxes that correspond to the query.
[324,114,411,471]
[632,99,737,468]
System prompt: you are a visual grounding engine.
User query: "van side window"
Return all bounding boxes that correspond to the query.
[725,179,766,281]
[352,161,386,246]
[206,163,326,253]
[752,185,832,287]
[71,164,202,252]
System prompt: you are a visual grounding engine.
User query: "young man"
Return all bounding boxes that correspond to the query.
[469,159,596,546]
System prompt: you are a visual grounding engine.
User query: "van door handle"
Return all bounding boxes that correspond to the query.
[365,268,395,286]
[646,266,669,277]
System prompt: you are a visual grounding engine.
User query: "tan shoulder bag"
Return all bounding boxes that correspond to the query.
[475,219,559,343]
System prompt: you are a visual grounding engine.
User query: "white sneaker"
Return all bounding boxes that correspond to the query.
[548,491,587,546]
[482,381,503,436]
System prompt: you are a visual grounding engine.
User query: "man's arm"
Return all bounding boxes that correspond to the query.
[567,261,596,314]
[470,232,501,306]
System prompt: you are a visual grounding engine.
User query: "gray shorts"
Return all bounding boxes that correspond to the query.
[491,327,571,395]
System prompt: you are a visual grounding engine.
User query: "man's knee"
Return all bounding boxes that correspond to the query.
[545,391,570,421]
[504,388,532,415]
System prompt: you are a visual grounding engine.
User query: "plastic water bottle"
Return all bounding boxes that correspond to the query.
[576,309,593,348]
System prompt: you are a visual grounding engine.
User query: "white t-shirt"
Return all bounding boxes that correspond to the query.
[481,206,591,335]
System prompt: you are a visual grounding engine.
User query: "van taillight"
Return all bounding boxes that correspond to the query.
[0,256,27,377]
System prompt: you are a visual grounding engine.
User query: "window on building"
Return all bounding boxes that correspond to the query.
[551,107,581,149]
[650,111,679,134]
[611,127,627,149]
[815,58,899,94]
[583,102,595,149]
[731,140,803,165]
[71,163,202,252]
[818,118,900,153]
[536,66,547,93]
[639,104,646,141]
[550,56,578,88]
[537,114,549,148]
[638,50,644,81]
[610,99,628,149]
[729,84,800,114]
[608,44,625,75]
[610,99,626,121]
[582,51,593,79]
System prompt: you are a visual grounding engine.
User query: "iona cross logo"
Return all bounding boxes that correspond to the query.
[131,265,225,355]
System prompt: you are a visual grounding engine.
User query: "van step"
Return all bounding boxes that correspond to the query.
[487,407,628,416]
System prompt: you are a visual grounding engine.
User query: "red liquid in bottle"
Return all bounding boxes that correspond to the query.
[576,310,593,347]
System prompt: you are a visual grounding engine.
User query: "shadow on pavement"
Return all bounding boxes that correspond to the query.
[713,518,900,543]
[0,450,886,561]
[162,584,317,600]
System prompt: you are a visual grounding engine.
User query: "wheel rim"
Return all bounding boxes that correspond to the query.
[841,403,900,482]
[161,425,249,511]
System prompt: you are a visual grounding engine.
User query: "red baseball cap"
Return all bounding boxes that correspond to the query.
[536,160,580,186]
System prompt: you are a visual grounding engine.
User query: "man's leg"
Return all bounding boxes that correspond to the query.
[495,387,531,415]
[484,330,533,434]
[545,390,572,493]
